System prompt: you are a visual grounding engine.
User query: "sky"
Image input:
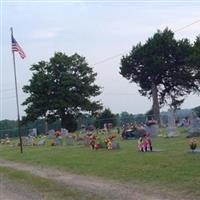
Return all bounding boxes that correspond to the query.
[1,0,200,120]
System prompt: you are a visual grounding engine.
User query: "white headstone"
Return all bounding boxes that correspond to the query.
[48,129,55,139]
[167,109,178,137]
[188,112,200,137]
[29,128,37,137]
[66,134,73,145]
[61,128,68,136]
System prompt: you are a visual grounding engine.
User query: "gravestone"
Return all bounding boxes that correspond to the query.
[84,135,90,146]
[29,128,37,137]
[61,128,68,136]
[167,109,178,137]
[145,124,158,136]
[188,112,200,137]
[66,134,73,145]
[38,139,45,146]
[48,129,55,139]
[55,137,62,146]
[112,141,120,149]
[22,136,33,146]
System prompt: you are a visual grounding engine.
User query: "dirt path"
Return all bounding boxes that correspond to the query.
[0,159,191,200]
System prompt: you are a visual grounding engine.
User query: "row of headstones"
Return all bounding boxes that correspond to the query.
[28,128,69,138]
[22,135,76,146]
[22,134,120,150]
[29,111,200,139]
[145,110,200,137]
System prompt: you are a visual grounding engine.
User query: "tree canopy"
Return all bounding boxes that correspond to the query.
[22,52,102,131]
[95,108,117,128]
[193,106,200,117]
[189,35,200,92]
[120,28,199,123]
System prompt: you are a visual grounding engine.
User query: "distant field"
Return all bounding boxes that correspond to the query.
[0,127,200,197]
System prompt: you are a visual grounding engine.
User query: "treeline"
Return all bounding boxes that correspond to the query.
[1,107,199,138]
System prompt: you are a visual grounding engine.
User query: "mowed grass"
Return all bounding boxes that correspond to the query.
[0,166,105,200]
[0,129,200,197]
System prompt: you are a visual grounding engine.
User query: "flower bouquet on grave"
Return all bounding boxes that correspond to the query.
[51,140,55,146]
[89,135,97,150]
[189,138,197,152]
[94,137,101,150]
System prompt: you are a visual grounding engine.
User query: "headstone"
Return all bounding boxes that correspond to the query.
[76,136,84,145]
[22,136,33,146]
[112,141,120,149]
[145,124,158,137]
[38,139,45,146]
[55,137,62,145]
[188,112,200,137]
[66,134,73,145]
[29,128,37,137]
[167,109,178,137]
[48,129,55,139]
[84,135,90,146]
[104,123,107,131]
[61,128,68,136]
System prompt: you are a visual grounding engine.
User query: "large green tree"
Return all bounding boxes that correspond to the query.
[22,52,102,131]
[120,28,198,124]
[189,35,200,91]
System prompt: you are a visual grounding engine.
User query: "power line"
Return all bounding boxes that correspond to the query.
[174,19,200,32]
[1,19,200,94]
[91,19,200,67]
[91,52,127,66]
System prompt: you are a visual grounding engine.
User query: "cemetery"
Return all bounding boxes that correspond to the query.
[1,113,200,199]
[1,2,200,199]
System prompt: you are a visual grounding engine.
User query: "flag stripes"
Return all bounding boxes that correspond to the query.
[11,35,26,59]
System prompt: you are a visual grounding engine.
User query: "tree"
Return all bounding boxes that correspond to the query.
[120,28,196,124]
[119,111,135,125]
[189,35,200,92]
[193,106,200,117]
[95,108,117,128]
[22,52,102,131]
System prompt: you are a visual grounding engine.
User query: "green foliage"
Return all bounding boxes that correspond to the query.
[193,106,200,117]
[0,120,17,130]
[95,108,117,128]
[145,109,154,116]
[1,133,200,198]
[119,112,133,125]
[22,52,102,131]
[0,167,103,200]
[189,35,200,92]
[120,28,199,120]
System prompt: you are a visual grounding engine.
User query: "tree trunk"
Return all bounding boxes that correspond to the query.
[151,83,160,126]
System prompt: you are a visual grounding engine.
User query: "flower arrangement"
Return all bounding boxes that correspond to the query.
[189,138,197,152]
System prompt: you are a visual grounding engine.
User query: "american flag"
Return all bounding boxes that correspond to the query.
[11,35,26,59]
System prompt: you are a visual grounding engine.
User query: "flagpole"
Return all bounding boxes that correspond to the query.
[10,27,23,153]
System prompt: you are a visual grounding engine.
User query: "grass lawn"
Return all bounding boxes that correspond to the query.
[0,166,105,200]
[0,128,200,197]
